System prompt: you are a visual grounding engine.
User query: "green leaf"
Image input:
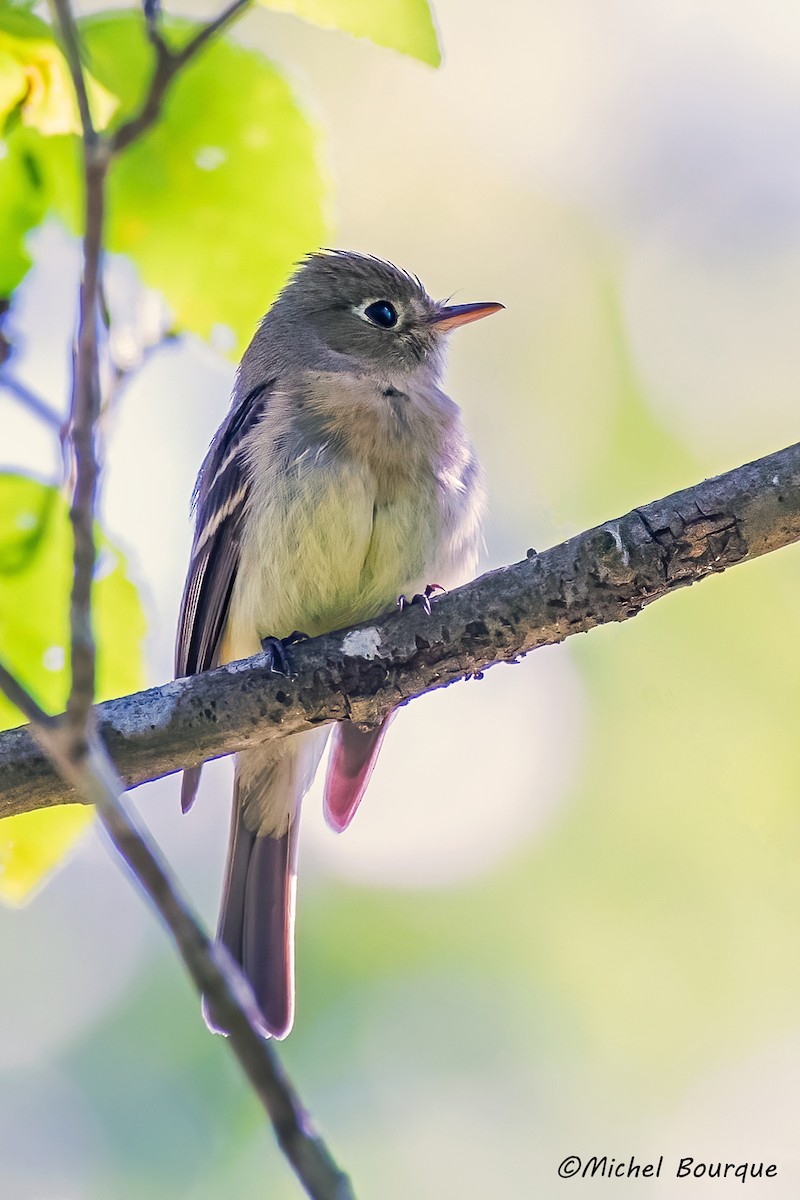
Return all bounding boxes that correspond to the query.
[0,473,146,904]
[259,0,441,67]
[0,125,78,296]
[79,13,328,356]
[0,3,117,135]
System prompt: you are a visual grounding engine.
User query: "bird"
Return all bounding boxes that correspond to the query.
[175,250,502,1039]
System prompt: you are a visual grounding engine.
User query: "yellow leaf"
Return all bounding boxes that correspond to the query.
[0,474,146,904]
[0,45,26,115]
[0,15,117,135]
[0,806,94,905]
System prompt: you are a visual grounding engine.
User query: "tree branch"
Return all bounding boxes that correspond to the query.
[63,150,105,743]
[0,1,355,1194]
[0,661,353,1199]
[2,440,798,816]
[110,0,251,154]
[50,0,107,747]
[0,372,63,429]
[0,663,54,728]
[49,0,97,144]
[56,737,354,1200]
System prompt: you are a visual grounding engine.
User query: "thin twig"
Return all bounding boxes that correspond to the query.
[0,298,11,366]
[96,275,178,419]
[111,0,251,154]
[78,740,354,1200]
[103,331,180,418]
[9,0,356,1194]
[173,0,251,65]
[48,0,97,144]
[143,0,161,43]
[49,0,107,746]
[63,153,106,741]
[0,373,63,428]
[0,658,353,1198]
[0,663,54,728]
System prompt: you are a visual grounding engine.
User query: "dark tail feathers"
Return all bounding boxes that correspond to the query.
[203,802,296,1040]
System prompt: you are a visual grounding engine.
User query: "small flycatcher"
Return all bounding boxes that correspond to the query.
[176,250,502,1038]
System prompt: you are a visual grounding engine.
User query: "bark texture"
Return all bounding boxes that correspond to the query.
[1,440,798,818]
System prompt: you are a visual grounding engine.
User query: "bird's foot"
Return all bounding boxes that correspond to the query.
[260,631,309,676]
[396,583,446,617]
[283,630,310,646]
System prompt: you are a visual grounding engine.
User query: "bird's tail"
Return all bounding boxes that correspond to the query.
[205,731,326,1039]
[323,713,395,833]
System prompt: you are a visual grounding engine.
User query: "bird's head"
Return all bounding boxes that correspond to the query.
[263,250,503,379]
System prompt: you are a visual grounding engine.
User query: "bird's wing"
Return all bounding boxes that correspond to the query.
[175,381,273,810]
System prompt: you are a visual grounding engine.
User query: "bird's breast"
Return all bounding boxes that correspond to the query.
[224,373,479,658]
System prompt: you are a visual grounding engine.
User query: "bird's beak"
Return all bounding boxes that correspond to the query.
[428,301,505,332]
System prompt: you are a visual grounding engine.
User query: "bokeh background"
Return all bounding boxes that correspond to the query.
[3,0,800,1195]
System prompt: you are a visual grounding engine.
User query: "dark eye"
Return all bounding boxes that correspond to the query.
[364,300,398,329]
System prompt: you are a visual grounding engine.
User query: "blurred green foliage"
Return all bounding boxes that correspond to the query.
[0,0,437,897]
[0,127,65,295]
[0,474,146,903]
[0,0,438,343]
[79,13,327,355]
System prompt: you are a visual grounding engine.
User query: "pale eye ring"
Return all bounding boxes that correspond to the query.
[363,300,398,329]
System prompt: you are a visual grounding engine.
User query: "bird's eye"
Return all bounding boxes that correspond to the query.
[364,300,398,329]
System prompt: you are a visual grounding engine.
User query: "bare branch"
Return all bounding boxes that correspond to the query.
[13,3,356,1192]
[2,439,798,817]
[102,329,179,416]
[0,664,353,1199]
[63,144,106,744]
[111,0,251,154]
[0,298,10,366]
[142,0,161,44]
[48,0,97,144]
[173,0,251,65]
[0,372,63,429]
[0,663,54,729]
[72,741,353,1200]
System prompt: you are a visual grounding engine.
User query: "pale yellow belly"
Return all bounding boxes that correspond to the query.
[222,457,441,661]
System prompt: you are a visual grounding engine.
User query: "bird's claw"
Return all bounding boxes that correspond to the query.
[283,630,310,646]
[260,631,309,677]
[397,583,445,617]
